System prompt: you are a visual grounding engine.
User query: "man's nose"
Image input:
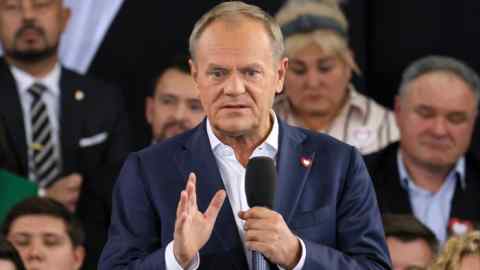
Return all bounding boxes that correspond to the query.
[431,117,448,136]
[21,2,36,21]
[25,240,45,261]
[224,73,246,96]
[173,103,187,121]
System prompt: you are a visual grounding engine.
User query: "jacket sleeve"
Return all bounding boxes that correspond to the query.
[98,153,168,270]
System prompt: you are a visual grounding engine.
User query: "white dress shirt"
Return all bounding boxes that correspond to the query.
[165,113,306,270]
[9,64,62,182]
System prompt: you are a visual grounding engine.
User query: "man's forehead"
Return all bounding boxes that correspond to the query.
[195,18,275,62]
[10,215,67,233]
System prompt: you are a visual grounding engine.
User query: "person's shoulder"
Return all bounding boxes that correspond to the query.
[136,127,197,162]
[61,67,121,97]
[281,121,354,157]
[363,142,398,174]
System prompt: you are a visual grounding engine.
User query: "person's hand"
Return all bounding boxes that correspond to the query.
[45,173,82,212]
[173,172,226,268]
[239,207,301,270]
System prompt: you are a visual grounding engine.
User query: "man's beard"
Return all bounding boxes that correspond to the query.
[154,121,189,143]
[6,23,58,63]
[7,45,58,63]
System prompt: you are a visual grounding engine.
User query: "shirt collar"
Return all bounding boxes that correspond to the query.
[206,111,279,156]
[347,84,369,119]
[397,150,466,190]
[10,63,62,97]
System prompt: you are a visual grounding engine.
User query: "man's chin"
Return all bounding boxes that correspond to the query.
[6,46,57,63]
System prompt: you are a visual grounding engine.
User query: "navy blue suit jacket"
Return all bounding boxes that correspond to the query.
[99,120,391,269]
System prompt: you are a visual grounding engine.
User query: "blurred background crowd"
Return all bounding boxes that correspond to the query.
[0,0,479,270]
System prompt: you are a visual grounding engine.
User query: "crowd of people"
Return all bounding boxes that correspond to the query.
[0,0,479,270]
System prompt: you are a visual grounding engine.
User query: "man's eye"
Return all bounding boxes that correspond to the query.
[3,0,20,9]
[159,96,175,105]
[209,70,226,79]
[415,108,434,118]
[245,70,260,77]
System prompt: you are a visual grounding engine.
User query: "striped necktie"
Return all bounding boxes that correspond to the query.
[28,83,60,187]
[252,251,271,270]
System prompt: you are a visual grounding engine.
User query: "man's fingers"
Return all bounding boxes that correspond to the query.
[243,218,274,231]
[188,173,197,210]
[245,229,278,243]
[239,207,274,220]
[204,190,226,222]
[176,190,188,218]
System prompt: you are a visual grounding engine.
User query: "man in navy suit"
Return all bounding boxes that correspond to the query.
[0,1,130,269]
[99,2,390,269]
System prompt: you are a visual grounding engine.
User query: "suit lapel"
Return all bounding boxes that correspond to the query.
[450,155,480,220]
[59,69,83,175]
[379,144,413,214]
[275,121,314,223]
[180,121,246,270]
[0,61,28,175]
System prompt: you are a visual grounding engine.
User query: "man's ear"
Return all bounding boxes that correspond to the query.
[394,95,403,125]
[72,245,86,270]
[189,59,198,84]
[145,96,154,124]
[276,57,288,94]
[60,6,72,33]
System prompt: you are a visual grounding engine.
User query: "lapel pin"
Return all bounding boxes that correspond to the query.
[74,90,84,101]
[300,156,312,168]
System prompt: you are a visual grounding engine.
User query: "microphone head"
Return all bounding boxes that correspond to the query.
[245,156,276,209]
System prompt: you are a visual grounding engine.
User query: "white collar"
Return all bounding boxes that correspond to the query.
[10,63,61,97]
[206,111,279,156]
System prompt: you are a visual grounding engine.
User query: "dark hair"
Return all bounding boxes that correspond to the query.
[383,214,438,254]
[149,52,191,97]
[2,198,85,247]
[0,236,26,270]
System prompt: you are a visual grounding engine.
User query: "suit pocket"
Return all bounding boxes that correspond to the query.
[290,207,332,229]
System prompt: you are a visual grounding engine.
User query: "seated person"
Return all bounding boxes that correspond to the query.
[366,56,480,244]
[0,236,26,270]
[428,230,480,270]
[0,1,130,268]
[2,198,85,270]
[383,214,438,270]
[274,1,398,154]
[145,53,205,144]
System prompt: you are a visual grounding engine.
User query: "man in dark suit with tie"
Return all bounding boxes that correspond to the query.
[365,56,480,244]
[0,1,130,269]
[99,2,390,270]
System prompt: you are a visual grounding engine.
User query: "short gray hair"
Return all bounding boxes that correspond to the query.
[398,55,480,105]
[188,1,285,62]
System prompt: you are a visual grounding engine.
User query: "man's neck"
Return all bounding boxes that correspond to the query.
[214,118,273,167]
[401,151,453,193]
[6,55,58,78]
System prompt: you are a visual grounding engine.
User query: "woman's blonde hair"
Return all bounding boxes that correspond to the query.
[429,231,480,270]
[275,0,359,74]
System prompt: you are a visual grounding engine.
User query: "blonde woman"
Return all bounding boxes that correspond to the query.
[429,231,480,270]
[274,0,399,154]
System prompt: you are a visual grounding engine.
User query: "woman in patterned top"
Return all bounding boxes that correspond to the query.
[274,0,399,154]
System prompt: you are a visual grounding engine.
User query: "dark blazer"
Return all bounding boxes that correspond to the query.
[0,115,21,173]
[0,59,131,270]
[365,143,480,224]
[99,120,391,270]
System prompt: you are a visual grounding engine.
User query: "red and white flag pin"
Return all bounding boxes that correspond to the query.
[300,156,312,168]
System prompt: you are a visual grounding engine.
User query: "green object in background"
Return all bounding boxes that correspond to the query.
[0,169,38,223]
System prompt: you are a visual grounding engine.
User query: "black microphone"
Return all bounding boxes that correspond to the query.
[245,156,276,209]
[245,156,277,269]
